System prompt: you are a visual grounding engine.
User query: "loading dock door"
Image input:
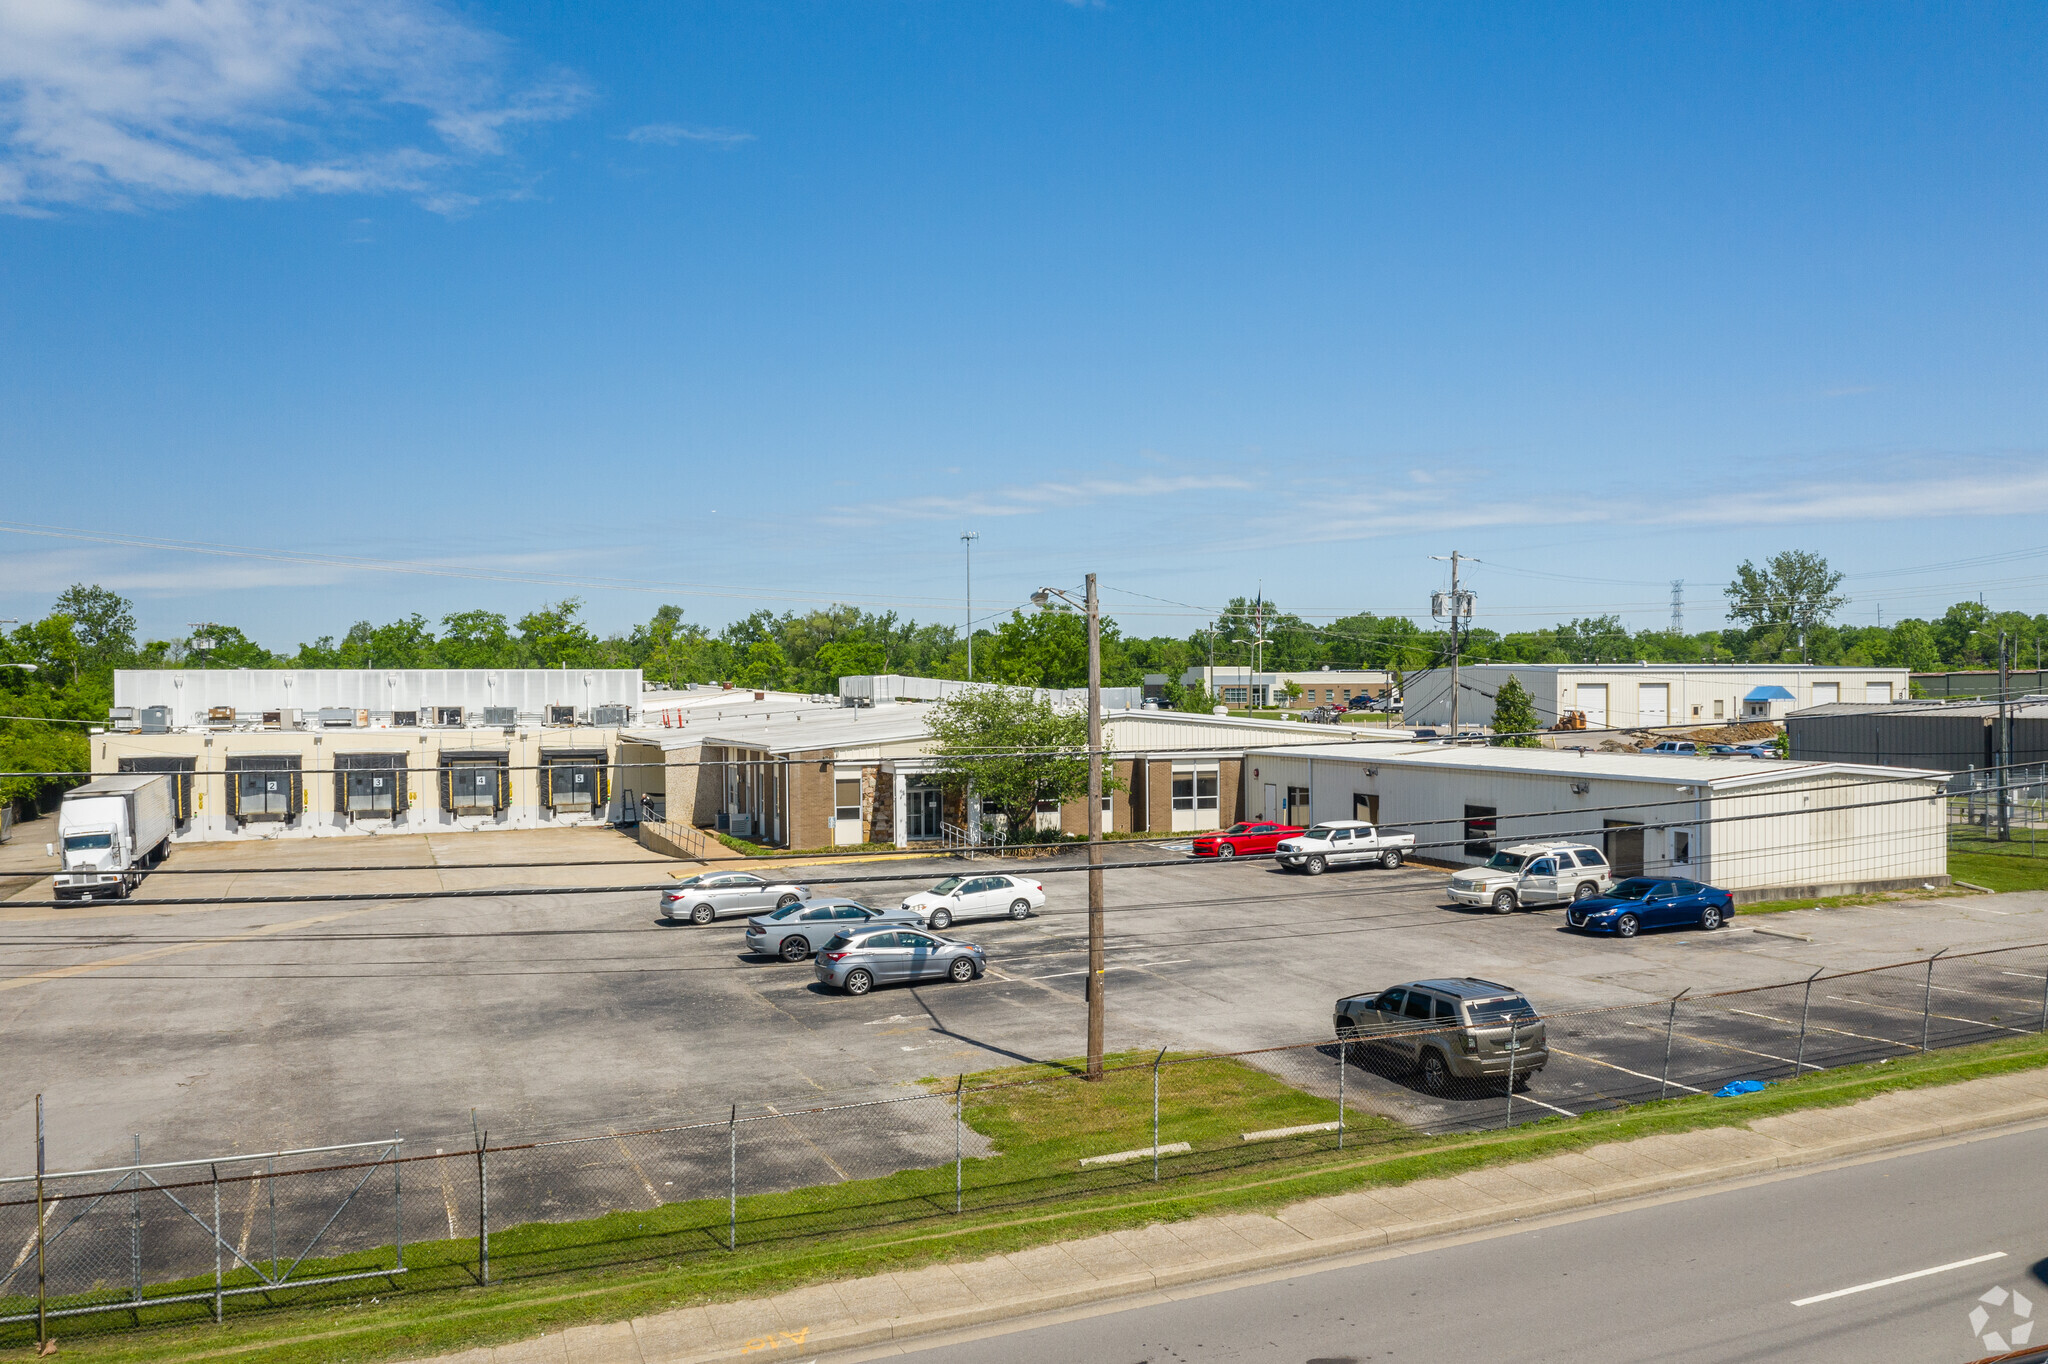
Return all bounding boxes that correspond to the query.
[1604,819,1644,878]
[346,770,398,817]
[1639,684,1669,728]
[238,771,291,816]
[449,765,498,814]
[1578,684,1608,730]
[550,764,597,812]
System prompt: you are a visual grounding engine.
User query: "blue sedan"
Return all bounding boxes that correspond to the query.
[1566,877,1734,937]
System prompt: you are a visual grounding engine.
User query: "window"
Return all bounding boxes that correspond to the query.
[727,874,763,888]
[862,931,902,948]
[1171,764,1219,812]
[1327,828,1351,843]
[832,906,868,920]
[1378,988,1407,1014]
[1403,992,1434,1020]
[1435,996,1458,1020]
[1464,804,1498,857]
[1577,849,1607,867]
[1222,686,1248,704]
[902,933,938,949]
[1713,699,1724,719]
[1529,859,1555,876]
[63,833,113,851]
[1672,830,1691,865]
[802,906,833,920]
[1465,996,1536,1024]
[834,778,861,823]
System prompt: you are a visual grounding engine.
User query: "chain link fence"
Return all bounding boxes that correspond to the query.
[6,942,2048,1346]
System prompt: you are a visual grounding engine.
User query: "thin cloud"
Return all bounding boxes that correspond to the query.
[823,473,1253,525]
[1223,460,2048,552]
[625,123,754,148]
[0,0,585,212]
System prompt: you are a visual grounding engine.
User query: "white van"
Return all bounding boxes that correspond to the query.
[1448,842,1614,913]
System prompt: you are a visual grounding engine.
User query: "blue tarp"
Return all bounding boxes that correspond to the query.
[1714,1079,1768,1097]
[1743,686,1796,702]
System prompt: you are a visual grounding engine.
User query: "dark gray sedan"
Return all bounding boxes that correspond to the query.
[814,926,987,995]
[742,900,925,962]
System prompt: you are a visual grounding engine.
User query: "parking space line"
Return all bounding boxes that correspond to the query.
[1512,1094,1577,1118]
[1724,1006,1910,1050]
[1027,959,1191,980]
[1548,1047,1704,1094]
[1624,1019,1818,1071]
[1824,995,2032,1036]
[609,1131,662,1207]
[1791,1251,2005,1307]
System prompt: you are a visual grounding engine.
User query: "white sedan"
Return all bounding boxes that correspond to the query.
[901,873,1045,930]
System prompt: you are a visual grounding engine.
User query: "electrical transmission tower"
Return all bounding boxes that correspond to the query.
[1670,580,1684,635]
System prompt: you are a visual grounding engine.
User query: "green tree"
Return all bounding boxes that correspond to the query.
[923,687,1111,839]
[1489,674,1543,745]
[1725,551,1847,661]
[977,605,1126,689]
[516,600,597,666]
[52,584,135,677]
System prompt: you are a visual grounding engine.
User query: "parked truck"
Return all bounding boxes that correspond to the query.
[1274,820,1417,874]
[52,774,175,901]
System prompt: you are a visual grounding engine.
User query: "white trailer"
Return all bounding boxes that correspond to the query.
[53,774,175,901]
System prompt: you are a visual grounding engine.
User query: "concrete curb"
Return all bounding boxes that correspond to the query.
[648,1092,2048,1364]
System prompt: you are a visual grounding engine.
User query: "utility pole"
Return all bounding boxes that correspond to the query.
[1999,629,2012,841]
[1085,574,1103,1079]
[1431,553,1474,738]
[961,532,979,682]
[1031,577,1106,1080]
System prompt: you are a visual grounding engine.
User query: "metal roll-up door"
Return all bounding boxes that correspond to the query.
[335,753,407,819]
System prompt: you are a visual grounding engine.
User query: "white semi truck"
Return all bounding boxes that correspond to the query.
[52,774,175,901]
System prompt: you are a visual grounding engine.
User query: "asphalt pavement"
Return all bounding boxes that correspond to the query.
[872,1120,2048,1364]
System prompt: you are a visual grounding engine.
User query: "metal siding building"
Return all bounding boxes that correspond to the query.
[1245,743,1948,901]
[1401,665,1910,732]
[1787,700,2048,773]
[115,669,643,726]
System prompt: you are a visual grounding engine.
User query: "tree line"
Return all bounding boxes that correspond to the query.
[5,551,2045,807]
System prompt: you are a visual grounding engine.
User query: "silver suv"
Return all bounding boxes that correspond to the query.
[1333,978,1547,1094]
[1447,842,1613,913]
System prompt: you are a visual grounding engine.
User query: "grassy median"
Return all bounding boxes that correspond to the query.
[12,1034,2048,1364]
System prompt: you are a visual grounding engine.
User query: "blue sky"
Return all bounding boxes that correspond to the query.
[3,2,2046,649]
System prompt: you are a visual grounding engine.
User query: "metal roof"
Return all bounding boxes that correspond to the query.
[1744,685,1797,701]
[1245,741,1948,789]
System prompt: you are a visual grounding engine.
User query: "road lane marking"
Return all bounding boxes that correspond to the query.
[1791,1251,2006,1307]
[1548,1047,1704,1094]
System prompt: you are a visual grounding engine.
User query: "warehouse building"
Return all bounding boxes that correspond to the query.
[1177,666,1394,711]
[1787,698,2048,773]
[619,702,1415,851]
[1244,742,1949,902]
[96,669,644,841]
[1402,664,1910,732]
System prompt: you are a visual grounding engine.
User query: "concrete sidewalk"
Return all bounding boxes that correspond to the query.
[421,1066,2048,1364]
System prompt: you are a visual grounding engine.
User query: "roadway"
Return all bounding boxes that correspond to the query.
[868,1120,2048,1364]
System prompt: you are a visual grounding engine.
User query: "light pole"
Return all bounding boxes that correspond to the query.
[1033,575,1104,1079]
[961,532,979,682]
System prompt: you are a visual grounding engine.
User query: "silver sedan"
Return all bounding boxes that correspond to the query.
[814,926,987,995]
[660,870,811,925]
[742,900,924,961]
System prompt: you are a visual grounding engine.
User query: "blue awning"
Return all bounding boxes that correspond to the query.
[1744,685,1796,702]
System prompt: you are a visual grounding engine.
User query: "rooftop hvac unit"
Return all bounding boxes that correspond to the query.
[483,706,516,726]
[589,704,630,727]
[546,705,577,726]
[436,706,464,727]
[107,706,136,731]
[207,706,236,724]
[140,706,172,734]
[392,710,419,728]
[275,708,300,730]
[317,707,358,728]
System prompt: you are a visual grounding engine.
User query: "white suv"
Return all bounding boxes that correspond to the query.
[1448,842,1614,913]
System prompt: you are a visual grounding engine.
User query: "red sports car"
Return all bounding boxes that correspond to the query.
[1191,822,1306,859]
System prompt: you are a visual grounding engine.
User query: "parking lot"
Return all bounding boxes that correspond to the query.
[4,832,2047,1180]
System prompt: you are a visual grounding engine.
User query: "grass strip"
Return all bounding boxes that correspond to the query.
[16,1033,2048,1364]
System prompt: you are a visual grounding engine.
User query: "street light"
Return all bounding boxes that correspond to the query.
[962,531,980,682]
[1033,576,1106,1080]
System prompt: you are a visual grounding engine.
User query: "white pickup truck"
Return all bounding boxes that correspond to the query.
[1275,820,1417,875]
